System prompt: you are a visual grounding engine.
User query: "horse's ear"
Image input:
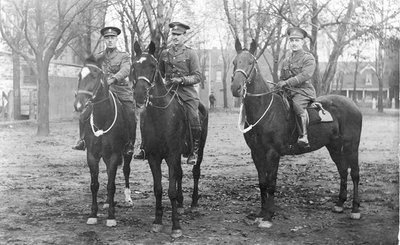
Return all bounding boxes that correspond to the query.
[235,38,242,52]
[148,41,156,55]
[249,39,257,55]
[134,41,142,56]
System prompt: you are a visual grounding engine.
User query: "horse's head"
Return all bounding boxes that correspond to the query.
[231,38,258,97]
[74,55,106,112]
[131,41,158,108]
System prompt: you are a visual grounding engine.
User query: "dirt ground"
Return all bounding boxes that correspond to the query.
[0,108,398,245]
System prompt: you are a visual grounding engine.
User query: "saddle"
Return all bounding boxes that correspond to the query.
[279,92,333,124]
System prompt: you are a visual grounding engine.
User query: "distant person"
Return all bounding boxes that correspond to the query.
[276,26,316,148]
[72,26,136,155]
[209,92,216,109]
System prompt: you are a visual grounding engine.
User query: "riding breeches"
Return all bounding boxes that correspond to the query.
[292,94,312,115]
[184,99,201,129]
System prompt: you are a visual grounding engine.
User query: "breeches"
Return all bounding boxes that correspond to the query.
[292,94,312,115]
[184,99,200,129]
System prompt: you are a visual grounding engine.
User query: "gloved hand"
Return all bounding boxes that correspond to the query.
[166,77,183,86]
[276,80,288,89]
[107,77,117,85]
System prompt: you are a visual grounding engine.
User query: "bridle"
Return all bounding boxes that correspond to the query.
[76,64,107,102]
[134,53,178,109]
[232,50,275,133]
[76,63,118,137]
[232,50,258,99]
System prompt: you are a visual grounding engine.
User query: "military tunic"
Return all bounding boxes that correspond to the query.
[159,44,202,128]
[280,49,316,114]
[95,48,133,103]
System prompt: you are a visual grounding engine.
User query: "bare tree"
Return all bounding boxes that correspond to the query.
[0,0,99,135]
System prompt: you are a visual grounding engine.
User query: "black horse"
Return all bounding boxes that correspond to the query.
[231,39,362,228]
[131,41,208,238]
[73,55,136,227]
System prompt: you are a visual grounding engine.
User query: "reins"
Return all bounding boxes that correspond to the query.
[233,50,277,133]
[135,53,179,109]
[76,64,119,137]
[90,90,118,137]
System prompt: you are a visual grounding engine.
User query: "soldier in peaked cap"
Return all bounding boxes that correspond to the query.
[138,21,202,165]
[73,26,136,155]
[276,26,316,148]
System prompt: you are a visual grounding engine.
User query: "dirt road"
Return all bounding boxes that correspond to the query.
[0,109,398,244]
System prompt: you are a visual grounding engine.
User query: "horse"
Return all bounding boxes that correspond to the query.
[131,41,208,238]
[230,39,362,228]
[73,55,136,227]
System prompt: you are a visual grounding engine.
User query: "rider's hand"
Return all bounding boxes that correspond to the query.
[107,77,117,85]
[276,80,288,89]
[171,77,183,85]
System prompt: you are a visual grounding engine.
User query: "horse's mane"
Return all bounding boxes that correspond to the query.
[84,54,104,67]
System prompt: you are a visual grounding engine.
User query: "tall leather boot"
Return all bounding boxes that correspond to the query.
[123,105,136,156]
[297,111,310,148]
[187,128,201,165]
[72,120,86,151]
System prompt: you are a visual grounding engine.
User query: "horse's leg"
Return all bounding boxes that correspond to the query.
[326,142,348,214]
[86,153,100,225]
[176,160,184,214]
[191,131,205,209]
[123,153,133,206]
[148,156,164,233]
[166,155,183,238]
[103,153,121,227]
[343,142,361,219]
[253,148,280,228]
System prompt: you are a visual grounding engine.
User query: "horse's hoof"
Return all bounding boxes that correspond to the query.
[103,203,109,209]
[257,219,273,228]
[177,207,185,215]
[350,212,361,220]
[171,229,183,239]
[86,218,98,225]
[152,224,163,233]
[333,206,344,213]
[106,219,117,227]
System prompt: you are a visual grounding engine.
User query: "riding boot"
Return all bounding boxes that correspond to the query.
[187,128,201,165]
[72,120,86,151]
[123,105,136,156]
[297,111,310,148]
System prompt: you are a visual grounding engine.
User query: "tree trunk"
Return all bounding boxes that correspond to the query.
[352,53,360,102]
[12,50,21,120]
[36,61,50,136]
[222,60,228,108]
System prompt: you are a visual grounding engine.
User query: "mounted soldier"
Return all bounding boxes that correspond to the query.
[159,21,202,165]
[276,26,316,148]
[73,26,136,155]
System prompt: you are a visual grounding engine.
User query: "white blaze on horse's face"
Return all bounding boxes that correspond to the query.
[81,67,91,79]
[137,57,147,63]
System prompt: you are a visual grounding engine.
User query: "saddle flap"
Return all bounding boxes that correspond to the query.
[308,102,333,123]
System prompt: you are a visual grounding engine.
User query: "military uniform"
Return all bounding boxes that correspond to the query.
[278,26,316,148]
[73,26,135,154]
[159,45,202,126]
[158,22,202,165]
[280,49,316,115]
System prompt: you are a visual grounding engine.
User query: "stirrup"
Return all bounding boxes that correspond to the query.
[72,139,85,151]
[297,136,310,148]
[133,149,146,160]
[186,153,198,165]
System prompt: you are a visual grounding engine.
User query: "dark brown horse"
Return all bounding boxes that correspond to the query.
[73,55,136,227]
[231,39,362,228]
[131,41,208,238]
